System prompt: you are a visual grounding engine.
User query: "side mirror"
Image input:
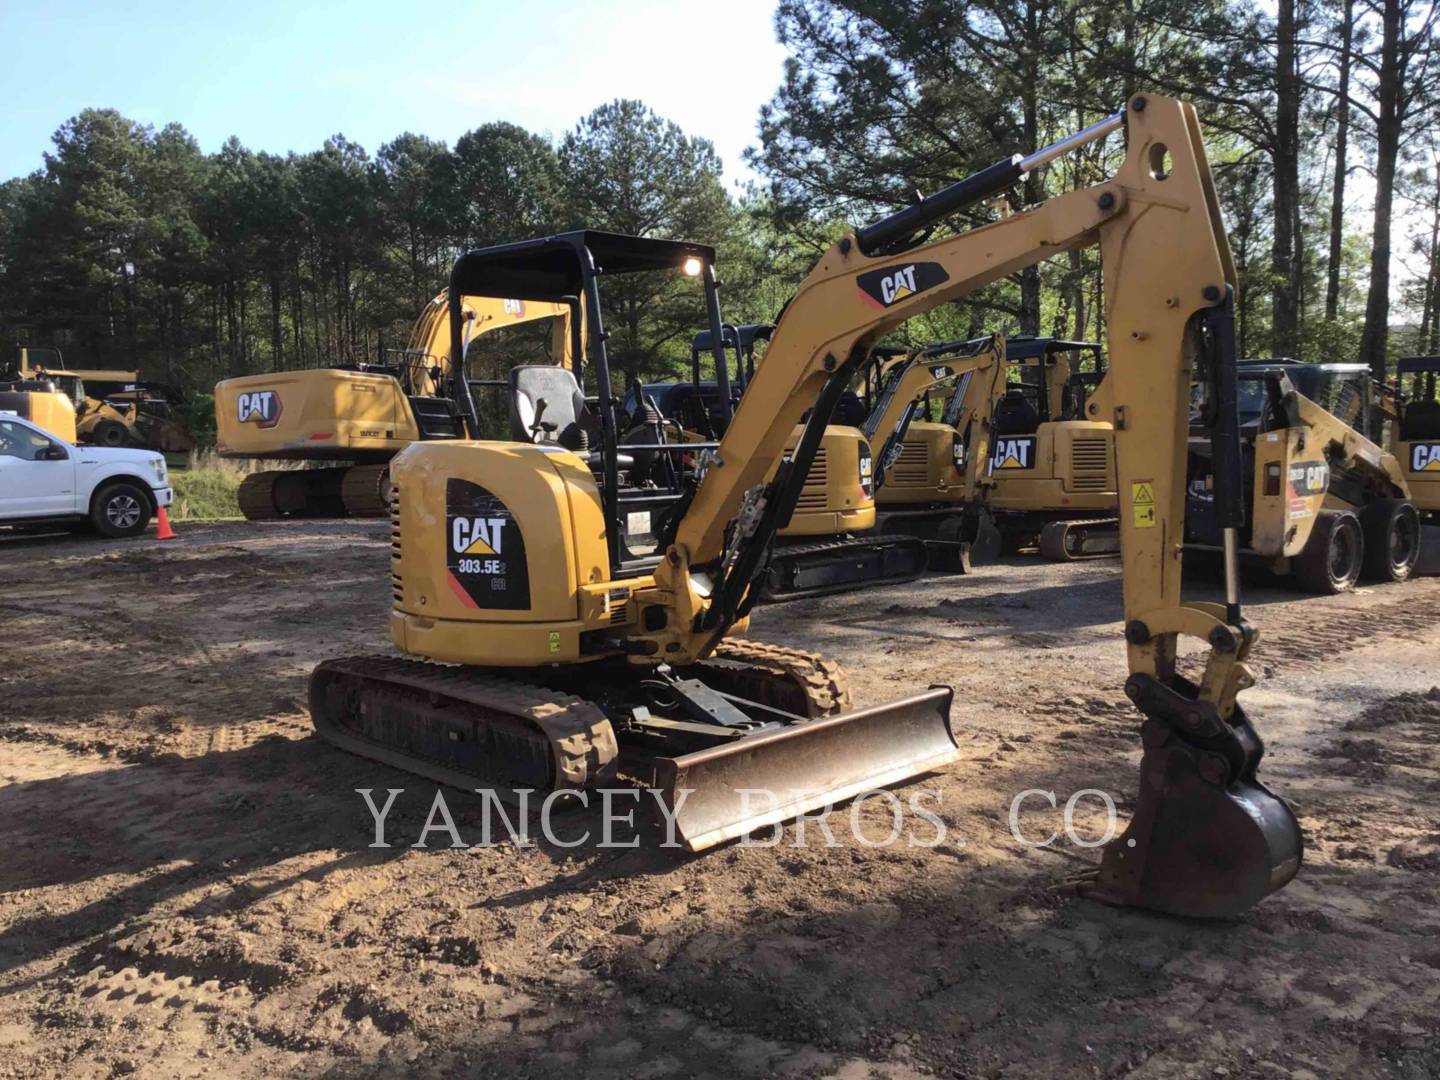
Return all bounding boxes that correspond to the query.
[41,445,68,461]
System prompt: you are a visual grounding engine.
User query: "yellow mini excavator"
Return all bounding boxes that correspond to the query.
[1185,359,1425,592]
[311,96,1303,917]
[215,293,577,519]
[865,334,1008,564]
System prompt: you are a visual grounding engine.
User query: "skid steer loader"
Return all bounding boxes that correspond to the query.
[310,95,1302,917]
[215,293,578,519]
[1185,359,1425,593]
[1392,356,1440,574]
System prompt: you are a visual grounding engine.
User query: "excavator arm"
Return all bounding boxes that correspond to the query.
[402,291,579,401]
[639,94,1300,917]
[863,334,1006,490]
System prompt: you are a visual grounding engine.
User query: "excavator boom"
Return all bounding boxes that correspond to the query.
[633,95,1300,914]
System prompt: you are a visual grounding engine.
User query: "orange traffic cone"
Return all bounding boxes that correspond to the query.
[155,504,178,541]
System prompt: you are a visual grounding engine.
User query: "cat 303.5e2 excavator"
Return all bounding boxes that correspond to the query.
[214,293,577,519]
[310,95,1302,918]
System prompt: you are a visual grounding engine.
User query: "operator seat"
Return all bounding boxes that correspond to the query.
[992,388,1040,437]
[508,365,631,471]
[509,365,592,451]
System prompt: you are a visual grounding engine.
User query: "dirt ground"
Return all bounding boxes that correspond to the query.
[1,520,1437,1079]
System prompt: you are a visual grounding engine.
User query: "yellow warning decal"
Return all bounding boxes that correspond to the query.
[1131,480,1156,528]
[547,631,561,653]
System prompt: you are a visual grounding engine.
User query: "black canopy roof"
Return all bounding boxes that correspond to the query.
[1397,356,1440,375]
[1003,335,1102,362]
[449,230,715,303]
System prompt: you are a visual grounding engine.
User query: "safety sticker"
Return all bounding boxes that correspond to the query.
[1131,481,1156,528]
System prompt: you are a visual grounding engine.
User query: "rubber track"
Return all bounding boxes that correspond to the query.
[1038,517,1120,561]
[696,639,853,717]
[310,655,619,791]
[763,534,928,601]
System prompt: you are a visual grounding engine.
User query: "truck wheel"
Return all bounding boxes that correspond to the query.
[91,481,153,539]
[1293,510,1362,594]
[92,420,131,447]
[1359,498,1420,582]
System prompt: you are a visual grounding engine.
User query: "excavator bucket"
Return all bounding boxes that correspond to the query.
[1085,715,1303,918]
[650,687,957,851]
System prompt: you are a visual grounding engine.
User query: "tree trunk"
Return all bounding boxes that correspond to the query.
[1271,0,1302,357]
[1359,0,1403,383]
[1325,0,1354,321]
[270,273,284,372]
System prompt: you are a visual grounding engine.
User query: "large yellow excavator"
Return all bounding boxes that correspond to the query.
[215,293,577,518]
[311,96,1303,917]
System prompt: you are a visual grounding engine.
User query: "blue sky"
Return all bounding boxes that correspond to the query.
[0,0,789,187]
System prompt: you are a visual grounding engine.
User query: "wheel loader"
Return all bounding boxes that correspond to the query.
[1185,358,1426,592]
[1391,356,1440,574]
[7,348,194,452]
[214,293,578,519]
[310,96,1302,917]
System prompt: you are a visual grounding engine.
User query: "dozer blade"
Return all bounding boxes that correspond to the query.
[1085,717,1302,918]
[649,686,956,851]
[760,534,929,602]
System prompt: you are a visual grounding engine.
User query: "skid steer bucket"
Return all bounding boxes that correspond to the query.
[650,686,957,851]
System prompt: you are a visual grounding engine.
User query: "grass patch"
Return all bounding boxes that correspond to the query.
[169,451,303,521]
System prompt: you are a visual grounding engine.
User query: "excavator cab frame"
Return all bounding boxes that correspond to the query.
[446,230,730,578]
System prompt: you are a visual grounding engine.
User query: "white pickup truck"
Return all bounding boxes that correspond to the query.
[0,413,174,538]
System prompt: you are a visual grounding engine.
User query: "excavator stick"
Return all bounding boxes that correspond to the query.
[646,687,957,851]
[1084,676,1301,917]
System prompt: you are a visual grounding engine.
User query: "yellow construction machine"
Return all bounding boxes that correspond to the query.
[1391,356,1440,574]
[7,348,194,452]
[311,96,1303,917]
[862,334,1008,564]
[629,323,928,601]
[215,293,577,518]
[0,375,79,442]
[1185,359,1425,592]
